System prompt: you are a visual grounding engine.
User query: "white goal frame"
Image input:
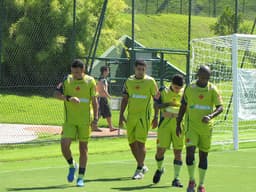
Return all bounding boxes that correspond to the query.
[191,34,256,150]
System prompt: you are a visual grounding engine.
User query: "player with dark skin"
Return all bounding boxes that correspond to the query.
[176,65,223,192]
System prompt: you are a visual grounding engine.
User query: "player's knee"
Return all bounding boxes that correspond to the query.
[155,155,164,161]
[199,158,208,169]
[173,159,182,165]
[186,154,194,165]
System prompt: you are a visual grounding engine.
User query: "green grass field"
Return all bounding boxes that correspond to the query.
[1,138,256,192]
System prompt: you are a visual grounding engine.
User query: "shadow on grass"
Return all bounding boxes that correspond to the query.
[6,184,75,191]
[85,176,131,182]
[112,184,171,191]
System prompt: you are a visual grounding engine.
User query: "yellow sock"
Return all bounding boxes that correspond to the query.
[156,157,164,170]
[199,168,206,186]
[187,164,195,181]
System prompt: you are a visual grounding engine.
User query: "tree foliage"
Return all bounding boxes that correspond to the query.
[1,0,127,85]
[210,6,250,35]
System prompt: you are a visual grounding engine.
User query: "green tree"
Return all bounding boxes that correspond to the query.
[2,0,127,86]
[210,6,250,35]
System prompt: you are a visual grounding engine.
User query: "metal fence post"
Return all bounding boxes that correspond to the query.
[72,0,76,61]
[0,0,3,83]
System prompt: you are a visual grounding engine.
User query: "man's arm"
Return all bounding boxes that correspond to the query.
[209,105,223,119]
[54,90,68,101]
[202,105,223,123]
[54,90,80,103]
[152,101,160,129]
[176,100,187,136]
[119,94,128,128]
[92,96,99,120]
[155,102,178,109]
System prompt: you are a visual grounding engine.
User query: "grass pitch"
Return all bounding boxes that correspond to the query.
[0,138,255,192]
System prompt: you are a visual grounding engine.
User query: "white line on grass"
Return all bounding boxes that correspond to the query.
[1,157,256,174]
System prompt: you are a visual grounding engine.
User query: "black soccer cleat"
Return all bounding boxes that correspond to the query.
[152,168,164,184]
[172,178,183,188]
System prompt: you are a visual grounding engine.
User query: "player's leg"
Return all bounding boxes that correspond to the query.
[61,138,73,164]
[170,118,184,187]
[197,134,211,192]
[185,127,199,192]
[61,123,78,182]
[129,117,149,179]
[186,146,196,192]
[153,147,165,184]
[76,141,88,187]
[129,141,148,179]
[197,150,208,192]
[76,124,90,187]
[153,118,170,183]
[135,117,150,169]
[171,149,184,187]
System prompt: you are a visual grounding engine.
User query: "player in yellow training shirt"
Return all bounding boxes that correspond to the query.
[119,60,158,180]
[176,65,223,192]
[152,74,185,187]
[54,59,98,187]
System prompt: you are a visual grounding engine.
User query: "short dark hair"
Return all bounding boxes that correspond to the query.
[100,66,109,74]
[172,74,184,87]
[135,60,146,67]
[198,65,211,75]
[71,59,85,69]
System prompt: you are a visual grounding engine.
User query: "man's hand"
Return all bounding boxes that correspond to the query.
[69,97,80,103]
[202,115,212,123]
[151,118,158,129]
[176,124,182,137]
[119,114,126,128]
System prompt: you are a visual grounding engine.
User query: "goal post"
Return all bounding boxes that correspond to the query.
[191,34,256,150]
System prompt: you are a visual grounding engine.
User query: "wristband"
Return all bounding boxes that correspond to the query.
[66,95,71,101]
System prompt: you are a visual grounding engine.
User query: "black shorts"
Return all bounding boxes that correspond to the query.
[98,97,111,118]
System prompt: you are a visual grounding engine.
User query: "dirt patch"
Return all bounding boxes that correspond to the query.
[24,126,127,137]
[24,126,156,138]
[24,126,61,135]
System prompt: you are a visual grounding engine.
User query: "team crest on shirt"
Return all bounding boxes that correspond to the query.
[198,94,204,100]
[135,85,140,90]
[186,138,191,144]
[76,86,81,91]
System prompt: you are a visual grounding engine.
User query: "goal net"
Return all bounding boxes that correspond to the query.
[191,34,256,150]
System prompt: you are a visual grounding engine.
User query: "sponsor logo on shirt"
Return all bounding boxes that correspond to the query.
[186,138,191,144]
[131,94,147,99]
[189,104,211,110]
[80,98,89,103]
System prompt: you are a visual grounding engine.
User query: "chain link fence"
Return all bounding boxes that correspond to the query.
[127,0,255,19]
[0,0,255,145]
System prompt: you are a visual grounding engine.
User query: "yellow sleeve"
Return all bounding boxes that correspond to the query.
[151,79,158,97]
[212,85,223,106]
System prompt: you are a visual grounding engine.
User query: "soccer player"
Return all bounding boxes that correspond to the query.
[54,59,98,187]
[119,60,158,180]
[176,65,223,192]
[152,74,184,187]
[96,66,118,132]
